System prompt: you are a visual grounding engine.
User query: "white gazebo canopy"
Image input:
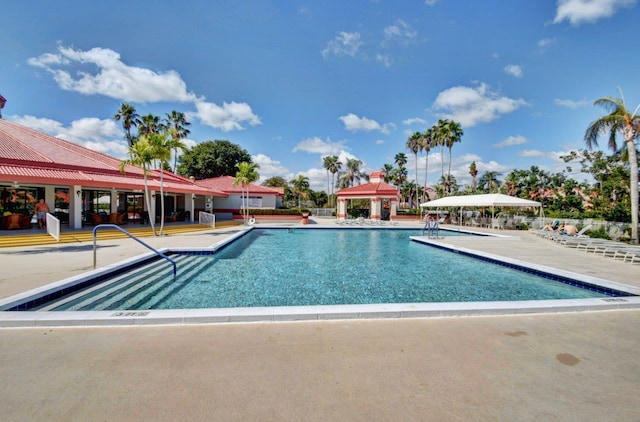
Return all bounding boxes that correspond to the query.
[420,193,541,208]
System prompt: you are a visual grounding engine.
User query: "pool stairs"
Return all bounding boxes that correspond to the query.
[40,254,212,311]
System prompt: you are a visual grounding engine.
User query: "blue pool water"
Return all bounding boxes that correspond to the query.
[44,228,614,311]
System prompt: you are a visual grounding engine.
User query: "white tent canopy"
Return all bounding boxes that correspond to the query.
[420,193,540,208]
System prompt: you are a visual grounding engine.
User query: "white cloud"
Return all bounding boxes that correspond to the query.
[11,114,128,156]
[292,137,346,155]
[537,38,557,53]
[518,149,547,158]
[554,98,591,108]
[432,83,528,127]
[338,113,394,134]
[253,154,292,182]
[553,0,636,26]
[194,100,261,132]
[493,135,529,148]
[504,64,523,78]
[403,117,428,126]
[28,45,197,103]
[376,53,393,67]
[322,32,363,58]
[383,19,418,46]
[425,0,438,5]
[375,139,385,145]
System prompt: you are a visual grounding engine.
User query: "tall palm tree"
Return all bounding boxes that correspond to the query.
[434,119,449,184]
[164,111,191,172]
[119,135,157,235]
[469,161,478,192]
[479,171,501,193]
[323,155,339,207]
[114,103,139,147]
[328,156,341,206]
[344,158,364,187]
[444,120,463,190]
[585,94,640,243]
[138,114,163,136]
[233,162,260,224]
[421,127,435,200]
[149,130,188,235]
[406,132,422,208]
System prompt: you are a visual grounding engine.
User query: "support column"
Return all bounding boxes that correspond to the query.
[186,193,195,223]
[70,185,83,229]
[370,197,382,220]
[337,198,347,219]
[390,199,398,218]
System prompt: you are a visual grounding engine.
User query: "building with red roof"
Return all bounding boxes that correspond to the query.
[0,119,227,229]
[194,176,284,213]
[335,171,399,220]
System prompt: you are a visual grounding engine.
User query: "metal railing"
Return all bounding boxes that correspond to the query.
[198,211,216,227]
[92,224,177,277]
[46,213,60,241]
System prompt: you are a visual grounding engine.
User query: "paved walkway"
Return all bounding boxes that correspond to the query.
[1,219,638,420]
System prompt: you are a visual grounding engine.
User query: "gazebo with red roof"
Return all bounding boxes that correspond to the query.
[335,171,399,220]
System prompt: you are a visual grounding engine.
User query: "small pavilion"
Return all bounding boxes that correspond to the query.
[335,171,399,220]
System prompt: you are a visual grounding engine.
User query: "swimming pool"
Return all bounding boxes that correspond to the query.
[1,227,638,325]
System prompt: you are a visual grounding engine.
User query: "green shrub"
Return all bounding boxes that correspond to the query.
[588,226,611,240]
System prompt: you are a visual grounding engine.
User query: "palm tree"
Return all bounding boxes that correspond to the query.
[164,111,191,172]
[585,94,640,243]
[381,163,394,183]
[478,171,501,193]
[119,135,157,235]
[114,103,139,147]
[406,132,422,208]
[233,162,260,224]
[290,174,310,209]
[444,120,463,190]
[434,119,449,184]
[394,152,407,169]
[148,130,188,235]
[421,127,435,200]
[138,114,163,136]
[323,155,340,207]
[343,158,364,187]
[328,156,341,206]
[469,161,478,192]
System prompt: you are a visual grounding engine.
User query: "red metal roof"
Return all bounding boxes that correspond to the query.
[336,181,399,197]
[196,176,283,196]
[0,119,226,196]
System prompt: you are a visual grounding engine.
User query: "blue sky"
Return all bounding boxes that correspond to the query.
[2,0,639,191]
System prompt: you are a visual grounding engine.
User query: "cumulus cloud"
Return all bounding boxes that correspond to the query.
[12,114,128,156]
[432,83,528,127]
[553,0,636,26]
[338,113,394,134]
[504,64,523,78]
[322,32,363,58]
[537,38,557,53]
[28,45,197,103]
[253,154,292,182]
[493,135,528,148]
[554,98,591,108]
[292,137,346,155]
[193,100,261,132]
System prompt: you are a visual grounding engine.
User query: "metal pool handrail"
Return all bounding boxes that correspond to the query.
[92,224,177,277]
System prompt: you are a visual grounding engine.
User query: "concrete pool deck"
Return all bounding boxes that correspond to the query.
[1,219,639,420]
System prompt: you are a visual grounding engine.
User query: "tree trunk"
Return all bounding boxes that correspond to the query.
[626,137,638,243]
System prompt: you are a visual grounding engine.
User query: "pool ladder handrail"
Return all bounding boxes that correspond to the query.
[422,219,439,239]
[93,224,177,277]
